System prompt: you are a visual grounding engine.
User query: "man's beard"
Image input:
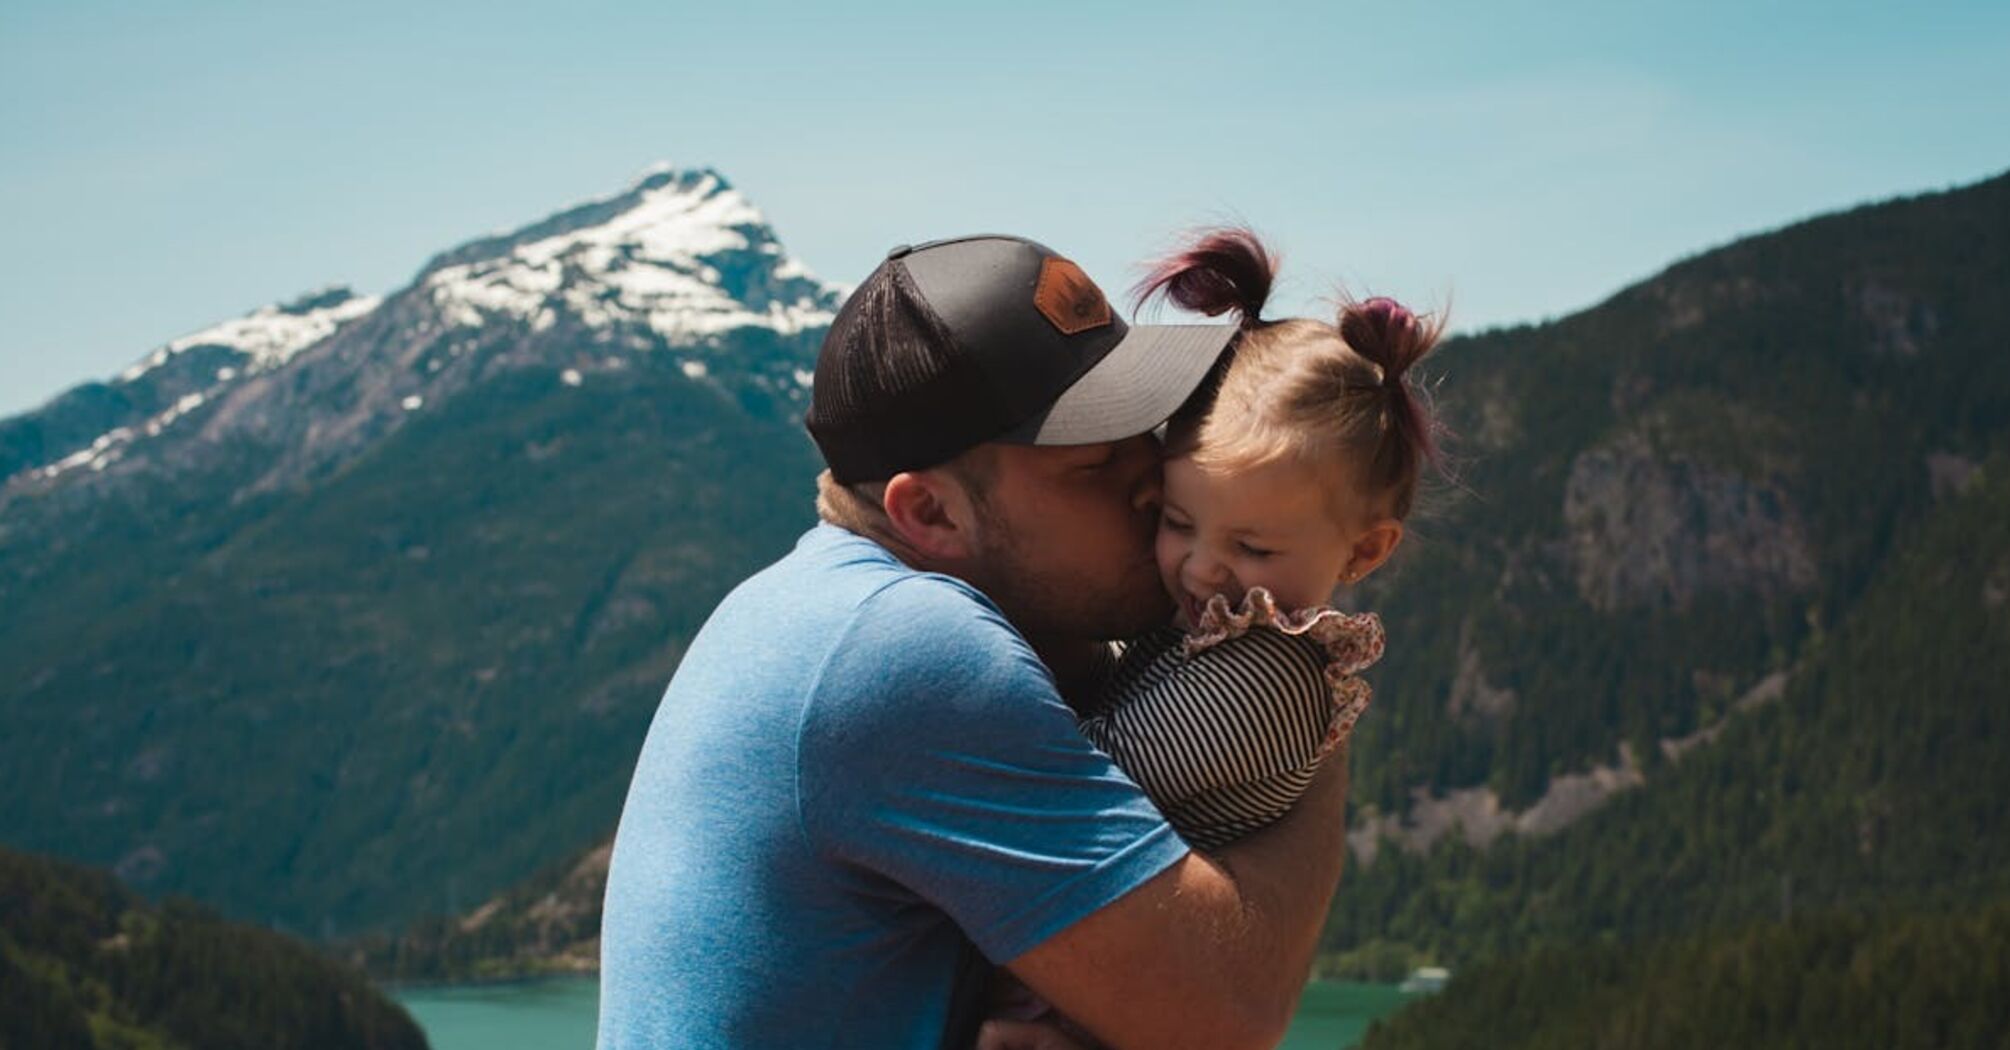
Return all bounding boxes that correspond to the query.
[964,503,1172,644]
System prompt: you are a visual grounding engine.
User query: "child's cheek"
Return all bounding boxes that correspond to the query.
[1153,526,1184,595]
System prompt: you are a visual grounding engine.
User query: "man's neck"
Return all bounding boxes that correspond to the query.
[825,519,1112,707]
[1026,634,1114,713]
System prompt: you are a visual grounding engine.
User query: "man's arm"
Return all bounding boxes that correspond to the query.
[1003,749,1352,1050]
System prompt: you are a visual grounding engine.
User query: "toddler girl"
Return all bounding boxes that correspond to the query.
[981,229,1448,1044]
[1078,227,1447,851]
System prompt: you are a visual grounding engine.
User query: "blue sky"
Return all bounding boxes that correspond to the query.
[3,0,2007,416]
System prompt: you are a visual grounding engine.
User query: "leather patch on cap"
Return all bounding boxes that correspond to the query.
[1034,257,1113,336]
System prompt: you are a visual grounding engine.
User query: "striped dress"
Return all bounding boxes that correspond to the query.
[1078,589,1385,851]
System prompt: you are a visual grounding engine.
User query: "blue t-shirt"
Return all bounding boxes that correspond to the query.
[597,524,1189,1049]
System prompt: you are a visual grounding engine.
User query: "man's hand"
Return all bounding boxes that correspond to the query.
[975,1019,1100,1050]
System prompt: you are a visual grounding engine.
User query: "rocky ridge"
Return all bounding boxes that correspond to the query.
[2,165,836,512]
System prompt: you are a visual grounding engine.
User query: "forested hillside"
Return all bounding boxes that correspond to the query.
[0,845,427,1050]
[1323,435,2010,970]
[1358,900,2010,1050]
[1351,169,2008,817]
[0,169,829,933]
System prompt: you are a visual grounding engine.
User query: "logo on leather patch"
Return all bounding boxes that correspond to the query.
[1034,257,1113,336]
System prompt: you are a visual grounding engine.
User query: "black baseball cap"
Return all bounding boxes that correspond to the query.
[805,234,1235,483]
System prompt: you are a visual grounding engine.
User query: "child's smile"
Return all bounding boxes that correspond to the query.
[1157,455,1363,627]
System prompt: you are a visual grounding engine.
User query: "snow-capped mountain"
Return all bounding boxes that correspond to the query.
[16,288,382,485]
[419,165,834,342]
[0,164,844,932]
[124,286,385,384]
[2,165,840,503]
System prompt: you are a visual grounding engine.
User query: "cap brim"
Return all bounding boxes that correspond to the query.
[1000,324,1236,446]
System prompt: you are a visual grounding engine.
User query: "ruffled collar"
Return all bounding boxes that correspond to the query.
[1181,588,1386,755]
[1183,588,1385,671]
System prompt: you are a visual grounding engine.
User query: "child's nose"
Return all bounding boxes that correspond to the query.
[1189,553,1233,587]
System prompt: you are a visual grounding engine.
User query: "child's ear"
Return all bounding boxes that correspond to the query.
[1340,518,1405,585]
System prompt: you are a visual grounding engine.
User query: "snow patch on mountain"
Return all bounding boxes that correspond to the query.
[37,390,214,481]
[122,288,381,382]
[13,165,837,498]
[421,170,836,343]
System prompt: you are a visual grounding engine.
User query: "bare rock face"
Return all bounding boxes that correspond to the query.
[1562,432,1816,612]
[1927,452,1981,500]
[1514,744,1647,836]
[1852,275,1941,356]
[1646,270,1767,336]
[1446,621,1515,722]
[1346,744,1647,862]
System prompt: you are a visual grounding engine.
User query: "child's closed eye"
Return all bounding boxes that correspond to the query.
[1237,542,1278,559]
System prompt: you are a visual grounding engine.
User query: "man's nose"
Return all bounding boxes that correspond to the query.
[1130,462,1163,518]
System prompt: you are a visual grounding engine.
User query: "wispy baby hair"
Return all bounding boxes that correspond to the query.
[1134,227,1447,519]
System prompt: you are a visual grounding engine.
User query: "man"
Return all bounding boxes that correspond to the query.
[598,235,1355,1050]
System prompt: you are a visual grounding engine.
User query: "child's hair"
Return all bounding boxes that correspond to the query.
[1134,227,1446,520]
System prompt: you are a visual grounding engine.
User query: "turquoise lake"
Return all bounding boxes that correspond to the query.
[395,976,1417,1049]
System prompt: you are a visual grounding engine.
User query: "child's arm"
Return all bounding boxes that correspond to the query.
[1081,605,1378,849]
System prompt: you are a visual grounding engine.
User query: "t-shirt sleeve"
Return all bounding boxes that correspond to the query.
[795,576,1191,964]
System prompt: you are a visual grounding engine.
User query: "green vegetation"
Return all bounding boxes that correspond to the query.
[0,355,820,933]
[1324,436,2010,969]
[347,844,607,983]
[1359,901,2010,1050]
[0,845,427,1050]
[1353,170,2009,812]
[1299,171,2010,980]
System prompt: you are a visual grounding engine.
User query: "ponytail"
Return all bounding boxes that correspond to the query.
[1132,227,1277,326]
[1137,226,1449,520]
[1338,296,1446,478]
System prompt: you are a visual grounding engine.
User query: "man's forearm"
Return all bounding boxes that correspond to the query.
[1005,750,1354,1050]
[1203,748,1352,1008]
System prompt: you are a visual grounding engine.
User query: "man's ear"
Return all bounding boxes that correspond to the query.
[1341,518,1405,585]
[882,470,979,562]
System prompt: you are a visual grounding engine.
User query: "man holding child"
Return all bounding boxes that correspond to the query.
[597,235,1354,1050]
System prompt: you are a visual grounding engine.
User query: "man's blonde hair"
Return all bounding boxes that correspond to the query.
[813,446,1000,535]
[815,471,889,535]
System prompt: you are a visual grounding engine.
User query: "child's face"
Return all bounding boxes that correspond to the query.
[1157,454,1361,628]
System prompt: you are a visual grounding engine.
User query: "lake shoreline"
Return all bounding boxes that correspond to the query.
[393,975,1421,1050]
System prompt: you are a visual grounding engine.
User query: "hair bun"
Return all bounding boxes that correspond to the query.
[1339,297,1420,385]
[1132,227,1278,326]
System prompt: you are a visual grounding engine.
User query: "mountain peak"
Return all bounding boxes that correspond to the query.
[630,161,727,193]
[418,164,838,344]
[6,164,837,499]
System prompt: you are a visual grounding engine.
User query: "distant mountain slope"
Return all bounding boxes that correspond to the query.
[351,842,608,983]
[1349,169,2010,822]
[0,287,379,484]
[0,167,832,932]
[1307,173,2010,972]
[0,845,426,1050]
[1323,431,2010,969]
